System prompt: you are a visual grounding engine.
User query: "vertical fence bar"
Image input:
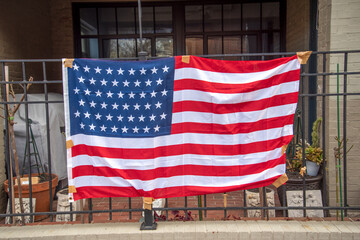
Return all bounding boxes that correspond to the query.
[22,61,34,224]
[243,190,247,217]
[109,197,112,220]
[343,52,348,217]
[42,61,54,222]
[165,198,168,220]
[2,62,13,224]
[204,195,207,218]
[301,67,307,217]
[88,198,93,223]
[184,196,188,220]
[322,53,328,215]
[128,197,132,219]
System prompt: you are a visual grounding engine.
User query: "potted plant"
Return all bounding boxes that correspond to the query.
[295,118,324,176]
[278,117,324,206]
[2,70,58,223]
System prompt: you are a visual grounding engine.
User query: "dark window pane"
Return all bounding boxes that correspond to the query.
[155,7,172,33]
[185,5,203,32]
[136,7,154,34]
[137,38,152,56]
[117,8,135,34]
[242,35,258,53]
[208,36,222,55]
[81,38,99,58]
[118,39,136,58]
[156,37,173,57]
[98,8,116,35]
[262,32,280,53]
[223,4,241,32]
[224,36,241,54]
[204,5,221,32]
[80,8,97,35]
[103,39,117,58]
[243,3,260,30]
[186,37,203,55]
[262,2,280,30]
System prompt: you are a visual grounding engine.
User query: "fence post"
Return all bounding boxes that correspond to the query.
[141,197,157,230]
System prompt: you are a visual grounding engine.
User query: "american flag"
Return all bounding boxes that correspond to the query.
[63,55,300,201]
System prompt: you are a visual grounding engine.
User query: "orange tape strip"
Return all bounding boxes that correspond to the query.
[182,55,190,64]
[143,197,154,210]
[64,59,75,68]
[66,140,74,149]
[69,185,77,193]
[296,51,312,64]
[272,173,288,188]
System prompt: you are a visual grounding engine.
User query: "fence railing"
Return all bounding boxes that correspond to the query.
[1,50,360,229]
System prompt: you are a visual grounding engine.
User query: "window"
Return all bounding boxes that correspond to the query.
[73,1,284,58]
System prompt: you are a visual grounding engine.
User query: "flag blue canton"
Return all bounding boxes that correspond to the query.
[67,58,175,138]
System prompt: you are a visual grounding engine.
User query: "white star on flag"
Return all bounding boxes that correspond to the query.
[162,65,169,72]
[140,67,146,75]
[151,67,158,74]
[94,66,101,74]
[112,125,119,133]
[73,64,79,71]
[128,68,136,75]
[106,67,113,74]
[117,68,124,75]
[83,65,90,72]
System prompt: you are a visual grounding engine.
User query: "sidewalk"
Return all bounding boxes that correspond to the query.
[1,220,360,240]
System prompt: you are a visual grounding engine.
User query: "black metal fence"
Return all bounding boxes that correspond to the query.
[1,50,360,228]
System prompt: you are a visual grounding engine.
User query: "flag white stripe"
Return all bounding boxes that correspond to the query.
[73,164,285,191]
[172,103,297,125]
[173,81,299,104]
[71,147,283,170]
[71,124,293,149]
[174,59,300,84]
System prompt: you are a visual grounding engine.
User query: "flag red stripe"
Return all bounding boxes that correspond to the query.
[175,55,298,73]
[71,135,293,159]
[172,92,298,114]
[170,115,295,134]
[72,155,285,180]
[174,69,299,93]
[72,175,281,200]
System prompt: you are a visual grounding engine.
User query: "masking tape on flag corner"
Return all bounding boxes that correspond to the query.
[64,58,75,68]
[182,55,190,64]
[281,144,288,155]
[66,140,74,149]
[272,173,288,188]
[69,185,77,193]
[143,197,154,210]
[296,51,312,64]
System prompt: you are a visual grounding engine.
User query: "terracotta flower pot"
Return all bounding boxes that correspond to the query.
[4,173,58,221]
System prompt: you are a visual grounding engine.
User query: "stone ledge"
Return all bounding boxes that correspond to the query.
[0,220,360,240]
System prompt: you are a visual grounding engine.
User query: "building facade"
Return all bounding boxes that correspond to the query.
[0,0,359,216]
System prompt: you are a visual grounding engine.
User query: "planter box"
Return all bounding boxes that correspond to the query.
[4,173,58,221]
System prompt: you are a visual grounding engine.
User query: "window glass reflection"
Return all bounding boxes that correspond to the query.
[186,37,203,55]
[156,37,173,57]
[98,8,116,35]
[117,8,135,34]
[242,3,260,30]
[80,8,97,35]
[103,39,117,58]
[81,38,99,58]
[185,5,203,32]
[118,39,136,58]
[155,7,172,33]
[204,5,221,32]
